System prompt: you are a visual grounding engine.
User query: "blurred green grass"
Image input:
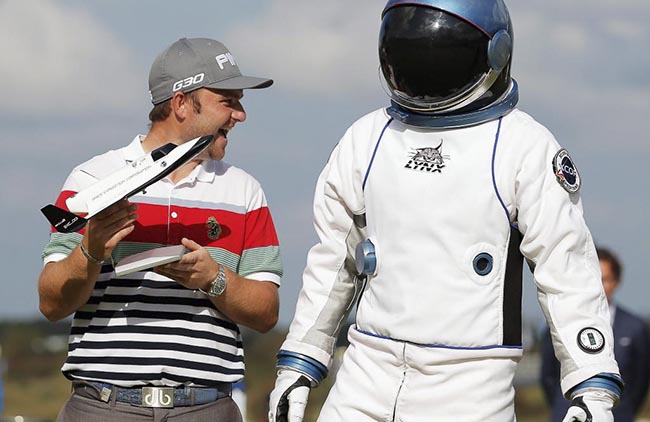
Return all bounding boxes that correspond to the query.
[2,321,650,422]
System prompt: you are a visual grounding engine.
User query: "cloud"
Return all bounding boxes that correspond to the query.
[604,19,646,43]
[223,0,383,100]
[222,0,650,148]
[509,1,650,150]
[0,0,141,116]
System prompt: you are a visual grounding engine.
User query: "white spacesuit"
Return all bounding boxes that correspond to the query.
[269,1,623,421]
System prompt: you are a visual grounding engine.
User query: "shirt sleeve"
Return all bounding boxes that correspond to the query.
[41,170,88,262]
[41,149,122,262]
[238,181,283,284]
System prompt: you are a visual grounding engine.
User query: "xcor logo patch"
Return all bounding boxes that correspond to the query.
[405,140,450,173]
[553,148,581,193]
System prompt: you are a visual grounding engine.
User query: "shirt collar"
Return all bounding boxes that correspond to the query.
[195,159,216,183]
[122,134,147,161]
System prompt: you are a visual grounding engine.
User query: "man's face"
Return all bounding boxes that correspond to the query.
[186,88,246,161]
[600,259,619,304]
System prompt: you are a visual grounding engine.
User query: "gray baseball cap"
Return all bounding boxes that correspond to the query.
[148,38,273,105]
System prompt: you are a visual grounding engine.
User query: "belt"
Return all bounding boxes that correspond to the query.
[73,381,232,408]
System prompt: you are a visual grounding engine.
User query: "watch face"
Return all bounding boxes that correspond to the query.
[209,266,227,296]
[210,278,226,296]
[577,327,605,353]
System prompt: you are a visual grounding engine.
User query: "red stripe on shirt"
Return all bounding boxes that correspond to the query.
[244,207,280,250]
[51,192,279,255]
[124,202,277,255]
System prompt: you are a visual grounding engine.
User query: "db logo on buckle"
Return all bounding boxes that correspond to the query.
[142,387,174,408]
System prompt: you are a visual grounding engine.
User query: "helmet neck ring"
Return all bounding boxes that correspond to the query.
[386,80,519,129]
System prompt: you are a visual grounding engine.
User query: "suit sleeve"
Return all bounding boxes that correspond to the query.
[505,118,620,395]
[279,124,369,368]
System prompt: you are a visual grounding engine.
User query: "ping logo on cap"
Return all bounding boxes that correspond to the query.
[215,53,237,70]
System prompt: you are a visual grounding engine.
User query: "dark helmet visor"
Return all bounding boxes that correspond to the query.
[379,6,491,110]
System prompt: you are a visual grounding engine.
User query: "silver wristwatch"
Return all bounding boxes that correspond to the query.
[205,265,227,297]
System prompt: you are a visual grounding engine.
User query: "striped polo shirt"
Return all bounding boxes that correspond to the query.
[42,135,283,387]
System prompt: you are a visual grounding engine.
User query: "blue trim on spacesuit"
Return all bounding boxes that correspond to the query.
[363,117,394,191]
[276,350,328,384]
[385,83,518,129]
[491,117,518,230]
[569,373,624,401]
[355,327,523,350]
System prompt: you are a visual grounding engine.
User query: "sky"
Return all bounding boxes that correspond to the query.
[1,0,648,330]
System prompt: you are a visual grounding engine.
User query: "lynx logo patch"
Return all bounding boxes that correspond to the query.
[405,140,450,173]
[206,217,221,240]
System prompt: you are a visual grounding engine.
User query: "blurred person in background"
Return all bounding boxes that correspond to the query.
[541,246,650,422]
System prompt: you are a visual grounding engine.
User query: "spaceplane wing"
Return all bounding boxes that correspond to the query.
[41,135,213,233]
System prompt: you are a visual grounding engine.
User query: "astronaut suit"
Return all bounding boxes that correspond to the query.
[269,1,623,421]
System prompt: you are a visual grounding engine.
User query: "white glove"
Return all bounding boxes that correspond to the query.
[268,369,312,422]
[561,389,616,422]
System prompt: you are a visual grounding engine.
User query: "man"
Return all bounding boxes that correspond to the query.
[268,1,622,421]
[541,247,650,422]
[39,37,282,422]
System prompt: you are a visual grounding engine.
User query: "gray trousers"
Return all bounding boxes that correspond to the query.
[57,390,243,422]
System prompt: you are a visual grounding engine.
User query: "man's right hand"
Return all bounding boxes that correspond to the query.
[268,369,312,422]
[83,200,138,261]
[38,200,139,321]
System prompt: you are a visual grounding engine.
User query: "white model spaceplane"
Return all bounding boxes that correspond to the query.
[41,135,214,233]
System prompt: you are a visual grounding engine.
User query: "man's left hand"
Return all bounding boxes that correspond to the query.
[154,238,219,290]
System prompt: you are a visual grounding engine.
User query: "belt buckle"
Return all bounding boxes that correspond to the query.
[141,387,174,408]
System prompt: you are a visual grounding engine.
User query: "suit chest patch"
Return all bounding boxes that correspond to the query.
[404,139,450,173]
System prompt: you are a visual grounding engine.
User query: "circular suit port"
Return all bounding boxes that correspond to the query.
[473,253,493,276]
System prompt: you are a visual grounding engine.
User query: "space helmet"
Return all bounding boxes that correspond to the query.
[379,0,519,128]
